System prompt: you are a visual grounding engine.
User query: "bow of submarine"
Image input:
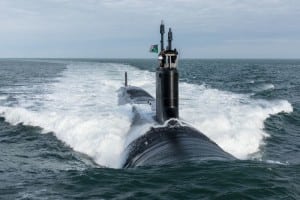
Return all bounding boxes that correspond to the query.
[123,120,236,168]
[119,84,236,168]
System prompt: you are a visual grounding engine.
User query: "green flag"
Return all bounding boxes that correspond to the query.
[149,44,158,53]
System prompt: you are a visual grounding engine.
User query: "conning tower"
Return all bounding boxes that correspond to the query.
[156,21,179,124]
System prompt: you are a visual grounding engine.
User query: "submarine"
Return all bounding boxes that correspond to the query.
[119,21,235,168]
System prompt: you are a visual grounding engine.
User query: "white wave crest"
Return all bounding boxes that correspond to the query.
[0,61,293,168]
[180,82,292,159]
[254,83,275,92]
[0,95,7,100]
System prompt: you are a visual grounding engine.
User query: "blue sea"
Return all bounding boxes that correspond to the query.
[0,59,299,199]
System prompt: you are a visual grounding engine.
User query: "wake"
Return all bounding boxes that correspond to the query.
[0,62,293,168]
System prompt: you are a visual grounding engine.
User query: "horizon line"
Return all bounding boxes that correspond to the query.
[1,57,300,60]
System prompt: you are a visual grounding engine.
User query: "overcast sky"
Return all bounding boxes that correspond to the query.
[0,0,299,58]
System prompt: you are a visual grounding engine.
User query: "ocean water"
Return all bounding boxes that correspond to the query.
[0,58,299,199]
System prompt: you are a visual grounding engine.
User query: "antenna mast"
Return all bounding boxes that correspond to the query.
[160,20,165,51]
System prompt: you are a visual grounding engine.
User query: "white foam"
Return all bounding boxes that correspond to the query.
[0,62,138,168]
[265,160,289,165]
[0,61,294,168]
[179,82,292,159]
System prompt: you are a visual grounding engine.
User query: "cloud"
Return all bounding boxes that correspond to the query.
[0,0,299,58]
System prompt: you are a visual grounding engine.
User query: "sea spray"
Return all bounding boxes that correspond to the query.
[0,62,293,168]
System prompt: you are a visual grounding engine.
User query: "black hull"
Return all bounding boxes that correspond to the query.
[123,120,235,168]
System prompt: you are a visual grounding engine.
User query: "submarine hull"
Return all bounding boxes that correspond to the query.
[123,120,235,168]
[119,22,236,168]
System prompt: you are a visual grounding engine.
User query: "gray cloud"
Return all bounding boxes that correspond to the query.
[0,0,299,58]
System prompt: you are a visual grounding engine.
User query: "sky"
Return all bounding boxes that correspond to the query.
[0,0,299,58]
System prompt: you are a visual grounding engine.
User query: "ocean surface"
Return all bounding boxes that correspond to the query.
[0,58,299,199]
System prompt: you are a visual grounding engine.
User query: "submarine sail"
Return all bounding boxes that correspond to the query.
[119,21,236,168]
[156,22,179,123]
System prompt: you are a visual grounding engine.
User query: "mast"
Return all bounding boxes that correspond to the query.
[156,21,179,123]
[160,20,165,52]
[167,28,172,50]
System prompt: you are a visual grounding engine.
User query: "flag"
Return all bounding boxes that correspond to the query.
[149,44,158,53]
